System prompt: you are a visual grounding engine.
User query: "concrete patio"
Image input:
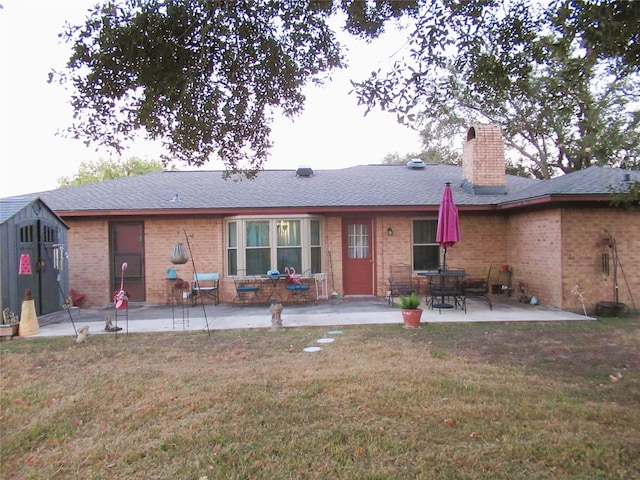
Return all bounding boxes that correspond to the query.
[30,295,595,339]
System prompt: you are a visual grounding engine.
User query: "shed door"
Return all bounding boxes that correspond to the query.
[342,219,374,295]
[109,222,145,302]
[17,220,60,315]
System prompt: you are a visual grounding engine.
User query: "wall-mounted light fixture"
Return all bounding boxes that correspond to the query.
[387,227,393,236]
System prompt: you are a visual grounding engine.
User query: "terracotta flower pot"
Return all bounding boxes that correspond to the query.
[401,308,423,329]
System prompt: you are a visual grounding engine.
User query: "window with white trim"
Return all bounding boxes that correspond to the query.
[412,219,439,271]
[226,216,323,276]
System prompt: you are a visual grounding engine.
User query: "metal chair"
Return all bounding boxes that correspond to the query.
[463,266,493,310]
[233,270,261,304]
[428,274,466,313]
[284,267,313,303]
[388,264,416,306]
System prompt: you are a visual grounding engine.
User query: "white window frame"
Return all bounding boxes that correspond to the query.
[225,215,323,277]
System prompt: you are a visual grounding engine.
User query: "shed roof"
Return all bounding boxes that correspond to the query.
[0,196,69,227]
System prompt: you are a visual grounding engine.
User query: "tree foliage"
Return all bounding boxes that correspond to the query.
[352,0,640,179]
[57,157,164,187]
[609,180,640,211]
[383,118,461,166]
[53,0,639,179]
[51,0,416,176]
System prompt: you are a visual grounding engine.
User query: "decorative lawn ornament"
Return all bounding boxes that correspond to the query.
[171,242,189,264]
[113,263,128,309]
[19,252,32,275]
[19,288,39,337]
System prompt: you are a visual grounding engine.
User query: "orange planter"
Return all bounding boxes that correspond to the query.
[401,309,423,329]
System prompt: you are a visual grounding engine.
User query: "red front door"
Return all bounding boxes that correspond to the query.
[342,219,374,296]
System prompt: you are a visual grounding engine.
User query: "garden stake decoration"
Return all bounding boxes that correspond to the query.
[113,262,128,309]
[571,282,588,318]
[112,262,129,336]
[178,227,211,337]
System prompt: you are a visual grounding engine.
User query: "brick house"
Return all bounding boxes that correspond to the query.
[15,124,639,314]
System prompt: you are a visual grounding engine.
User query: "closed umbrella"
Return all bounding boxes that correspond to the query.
[436,182,460,272]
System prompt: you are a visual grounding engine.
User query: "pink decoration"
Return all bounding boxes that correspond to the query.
[19,253,32,275]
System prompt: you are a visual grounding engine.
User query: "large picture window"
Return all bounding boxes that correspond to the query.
[413,219,439,271]
[226,216,323,276]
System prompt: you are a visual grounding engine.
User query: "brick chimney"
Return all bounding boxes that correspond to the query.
[462,124,506,195]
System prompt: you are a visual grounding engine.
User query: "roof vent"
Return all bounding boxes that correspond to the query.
[296,166,314,177]
[406,159,426,169]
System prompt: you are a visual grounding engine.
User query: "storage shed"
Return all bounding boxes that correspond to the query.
[0,196,69,317]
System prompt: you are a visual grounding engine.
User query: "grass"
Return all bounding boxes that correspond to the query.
[1,317,639,479]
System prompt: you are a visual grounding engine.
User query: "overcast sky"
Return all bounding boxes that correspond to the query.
[0,0,423,198]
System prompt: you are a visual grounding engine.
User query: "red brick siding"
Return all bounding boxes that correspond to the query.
[374,214,510,297]
[507,210,563,307]
[560,207,639,313]
[64,207,639,312]
[503,207,638,313]
[463,124,506,187]
[324,216,344,296]
[375,215,414,296]
[66,219,109,306]
[144,217,224,304]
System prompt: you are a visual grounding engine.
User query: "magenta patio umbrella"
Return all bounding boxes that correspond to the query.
[436,182,460,271]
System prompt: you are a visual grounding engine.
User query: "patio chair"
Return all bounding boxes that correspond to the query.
[428,274,466,313]
[463,266,493,310]
[284,267,313,303]
[388,264,416,306]
[191,272,219,305]
[233,270,261,304]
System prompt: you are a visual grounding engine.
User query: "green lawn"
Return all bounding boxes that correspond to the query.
[1,318,638,479]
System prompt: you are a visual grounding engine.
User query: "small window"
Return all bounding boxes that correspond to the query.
[413,220,439,271]
[347,223,369,259]
[19,225,34,243]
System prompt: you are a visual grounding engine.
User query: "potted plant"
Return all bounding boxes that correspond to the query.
[399,292,423,329]
[1,308,20,338]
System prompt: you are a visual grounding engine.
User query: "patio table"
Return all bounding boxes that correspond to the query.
[418,270,470,311]
[261,274,288,302]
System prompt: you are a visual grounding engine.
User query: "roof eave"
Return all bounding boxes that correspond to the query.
[53,203,505,218]
[497,194,612,210]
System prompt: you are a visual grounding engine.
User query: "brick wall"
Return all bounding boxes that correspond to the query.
[559,207,639,313]
[376,214,415,296]
[65,219,109,306]
[503,207,639,313]
[462,124,506,187]
[64,207,639,312]
[66,215,346,306]
[374,213,511,297]
[507,210,564,307]
[324,216,343,296]
[65,217,226,306]
[144,217,225,304]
